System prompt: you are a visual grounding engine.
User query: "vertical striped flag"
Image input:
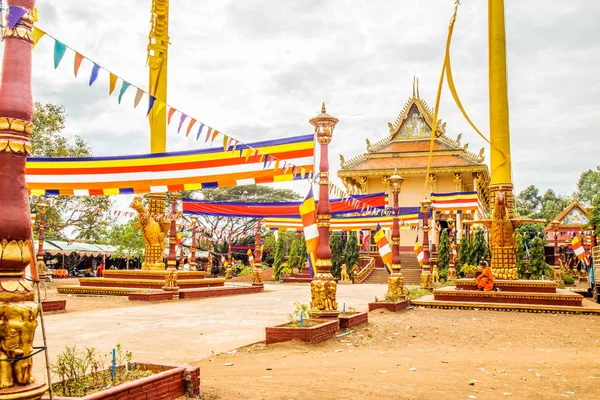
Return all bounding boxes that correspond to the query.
[362,229,372,252]
[30,210,36,226]
[572,235,589,266]
[247,249,254,265]
[299,187,319,277]
[221,255,229,268]
[414,235,424,266]
[374,224,392,274]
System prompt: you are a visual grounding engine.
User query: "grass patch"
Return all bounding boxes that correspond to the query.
[406,286,431,300]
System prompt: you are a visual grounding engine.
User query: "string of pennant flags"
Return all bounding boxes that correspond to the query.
[30,24,392,214]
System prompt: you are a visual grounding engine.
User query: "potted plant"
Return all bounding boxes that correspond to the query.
[265,302,339,344]
[460,263,477,278]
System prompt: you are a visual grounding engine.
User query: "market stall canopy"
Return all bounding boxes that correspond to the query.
[43,240,117,257]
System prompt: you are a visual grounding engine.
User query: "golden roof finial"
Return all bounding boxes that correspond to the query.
[412,76,416,98]
[321,103,326,113]
[416,77,420,99]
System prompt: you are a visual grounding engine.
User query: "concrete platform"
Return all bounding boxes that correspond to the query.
[179,285,263,299]
[78,277,225,290]
[454,278,558,293]
[57,286,147,296]
[103,269,208,280]
[412,294,600,314]
[433,287,583,307]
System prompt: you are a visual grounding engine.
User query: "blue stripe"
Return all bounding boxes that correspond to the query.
[29,134,315,162]
[201,182,219,189]
[119,188,135,194]
[181,192,386,207]
[430,191,478,197]
[45,190,60,196]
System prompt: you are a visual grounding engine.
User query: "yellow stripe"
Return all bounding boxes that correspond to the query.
[273,174,294,182]
[299,198,316,214]
[103,188,120,195]
[27,141,314,169]
[183,183,203,191]
[374,229,385,242]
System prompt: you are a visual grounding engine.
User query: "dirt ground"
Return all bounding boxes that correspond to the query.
[197,308,600,400]
[41,279,600,399]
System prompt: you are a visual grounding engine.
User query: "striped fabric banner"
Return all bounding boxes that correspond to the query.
[430,191,486,216]
[572,236,590,266]
[374,223,392,274]
[182,193,387,218]
[26,135,314,196]
[264,213,419,232]
[413,235,424,266]
[299,187,319,278]
[247,249,254,265]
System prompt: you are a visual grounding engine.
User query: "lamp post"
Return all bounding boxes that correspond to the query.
[447,216,457,282]
[190,217,197,271]
[251,218,264,286]
[163,193,179,291]
[387,171,405,300]
[309,104,339,316]
[551,220,562,282]
[36,202,49,281]
[420,200,433,289]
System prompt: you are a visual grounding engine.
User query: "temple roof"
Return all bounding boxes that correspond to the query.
[339,83,488,177]
[547,201,590,229]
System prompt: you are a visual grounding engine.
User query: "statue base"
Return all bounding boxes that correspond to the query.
[142,262,165,271]
[162,286,180,291]
[0,381,47,400]
[308,309,340,319]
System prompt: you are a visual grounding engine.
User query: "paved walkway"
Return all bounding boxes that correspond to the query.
[33,283,387,382]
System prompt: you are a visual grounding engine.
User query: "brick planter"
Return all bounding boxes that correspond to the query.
[42,361,199,400]
[265,319,339,345]
[368,299,410,312]
[42,300,66,313]
[179,285,263,299]
[128,292,178,301]
[338,311,368,329]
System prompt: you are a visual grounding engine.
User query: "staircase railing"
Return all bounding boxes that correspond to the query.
[354,256,376,284]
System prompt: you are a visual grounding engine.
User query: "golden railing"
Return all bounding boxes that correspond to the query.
[353,256,376,284]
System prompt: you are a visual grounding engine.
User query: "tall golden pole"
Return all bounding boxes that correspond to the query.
[488,0,514,215]
[145,0,170,268]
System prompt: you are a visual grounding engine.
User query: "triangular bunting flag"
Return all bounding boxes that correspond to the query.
[118,81,130,104]
[32,26,45,48]
[146,96,156,116]
[167,107,176,125]
[205,127,212,143]
[109,73,118,95]
[154,101,165,117]
[7,6,27,29]
[211,130,219,143]
[196,123,205,141]
[177,113,187,133]
[223,135,229,151]
[186,118,196,137]
[73,53,84,77]
[244,149,252,162]
[89,63,100,86]
[133,89,144,108]
[53,40,67,69]
[274,160,280,171]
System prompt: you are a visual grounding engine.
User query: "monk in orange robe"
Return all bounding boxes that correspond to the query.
[476,265,494,291]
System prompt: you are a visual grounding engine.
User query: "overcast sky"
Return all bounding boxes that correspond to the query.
[26,0,600,200]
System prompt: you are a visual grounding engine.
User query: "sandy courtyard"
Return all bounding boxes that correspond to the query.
[38,280,600,399]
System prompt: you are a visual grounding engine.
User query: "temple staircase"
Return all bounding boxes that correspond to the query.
[361,252,421,285]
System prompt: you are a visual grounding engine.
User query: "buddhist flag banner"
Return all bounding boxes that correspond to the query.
[247,249,254,265]
[30,211,36,226]
[26,135,314,196]
[221,255,229,269]
[264,212,418,232]
[374,224,392,274]
[183,193,386,218]
[430,191,486,216]
[362,229,371,251]
[572,236,590,266]
[414,235,424,266]
[300,187,318,278]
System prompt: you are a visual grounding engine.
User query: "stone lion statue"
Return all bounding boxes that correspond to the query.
[0,303,39,388]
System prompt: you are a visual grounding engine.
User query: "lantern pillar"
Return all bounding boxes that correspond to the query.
[251,219,264,286]
[163,194,179,291]
[387,171,405,300]
[420,201,433,289]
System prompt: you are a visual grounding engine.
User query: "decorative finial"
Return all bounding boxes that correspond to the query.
[416,77,420,98]
[321,103,326,113]
[339,154,345,165]
[412,76,416,98]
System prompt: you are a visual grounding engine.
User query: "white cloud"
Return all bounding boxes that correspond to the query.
[22,0,600,202]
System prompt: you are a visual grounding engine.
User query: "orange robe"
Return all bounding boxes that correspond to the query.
[476,266,494,291]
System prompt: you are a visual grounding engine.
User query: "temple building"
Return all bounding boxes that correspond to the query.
[338,82,490,252]
[545,201,595,266]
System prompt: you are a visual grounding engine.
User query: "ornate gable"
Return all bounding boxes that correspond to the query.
[554,201,590,226]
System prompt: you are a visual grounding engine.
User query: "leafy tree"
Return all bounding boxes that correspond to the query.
[273,232,286,279]
[346,231,359,278]
[529,235,551,279]
[515,223,545,250]
[109,221,145,269]
[515,233,526,278]
[539,189,571,222]
[298,233,307,273]
[575,167,600,206]
[30,103,115,241]
[515,185,541,218]
[261,231,276,266]
[438,230,450,276]
[457,234,471,271]
[588,194,600,238]
[288,237,299,273]
[188,185,301,252]
[330,231,343,278]
[469,228,488,265]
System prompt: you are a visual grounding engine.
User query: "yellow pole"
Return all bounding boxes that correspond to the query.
[488,0,512,185]
[148,0,169,153]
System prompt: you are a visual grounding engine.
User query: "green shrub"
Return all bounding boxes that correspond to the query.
[562,274,575,285]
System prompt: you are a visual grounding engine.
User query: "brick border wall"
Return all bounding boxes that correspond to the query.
[179,285,262,299]
[42,362,200,400]
[42,300,66,313]
[338,311,368,329]
[128,292,177,301]
[265,319,339,344]
[368,300,411,312]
